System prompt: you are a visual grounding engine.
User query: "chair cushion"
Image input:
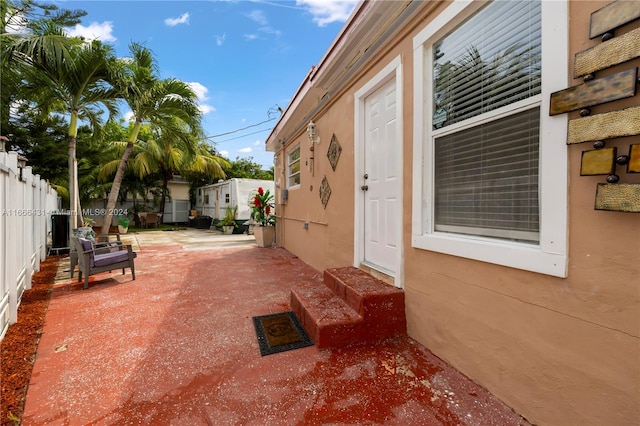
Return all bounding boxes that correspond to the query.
[93,250,136,267]
[78,237,93,252]
[77,238,95,267]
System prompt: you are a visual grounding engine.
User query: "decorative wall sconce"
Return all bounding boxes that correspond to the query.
[17,155,27,182]
[307,120,319,145]
[306,120,320,175]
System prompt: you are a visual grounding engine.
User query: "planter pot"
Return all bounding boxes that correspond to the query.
[118,225,128,234]
[254,226,275,247]
[222,225,234,235]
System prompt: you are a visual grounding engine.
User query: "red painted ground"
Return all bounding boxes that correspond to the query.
[22,244,530,425]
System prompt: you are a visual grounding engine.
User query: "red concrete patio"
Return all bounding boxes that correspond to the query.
[22,231,530,425]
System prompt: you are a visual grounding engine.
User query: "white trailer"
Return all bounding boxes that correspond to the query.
[196,178,274,221]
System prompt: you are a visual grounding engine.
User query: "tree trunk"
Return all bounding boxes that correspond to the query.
[67,111,83,233]
[158,174,170,224]
[101,121,142,234]
[101,141,134,234]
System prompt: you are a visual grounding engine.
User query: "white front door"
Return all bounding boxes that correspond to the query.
[361,76,400,276]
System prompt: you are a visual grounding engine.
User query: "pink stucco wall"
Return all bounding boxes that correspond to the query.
[271,1,640,424]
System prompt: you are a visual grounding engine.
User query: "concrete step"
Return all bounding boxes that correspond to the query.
[291,266,406,349]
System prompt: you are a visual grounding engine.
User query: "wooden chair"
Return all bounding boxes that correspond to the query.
[137,212,147,228]
[71,237,137,289]
[145,212,160,228]
[69,228,122,278]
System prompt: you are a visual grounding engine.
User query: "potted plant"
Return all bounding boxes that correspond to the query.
[117,215,130,234]
[251,187,275,247]
[218,205,237,235]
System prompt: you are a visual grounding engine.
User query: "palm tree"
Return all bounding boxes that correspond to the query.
[100,122,227,223]
[100,42,202,234]
[4,25,118,228]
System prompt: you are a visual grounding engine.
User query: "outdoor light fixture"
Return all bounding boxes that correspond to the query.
[17,155,27,182]
[307,120,319,145]
[0,135,7,152]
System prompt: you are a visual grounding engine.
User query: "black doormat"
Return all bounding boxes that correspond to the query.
[252,312,314,356]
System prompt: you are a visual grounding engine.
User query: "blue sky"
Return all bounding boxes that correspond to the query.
[60,0,358,169]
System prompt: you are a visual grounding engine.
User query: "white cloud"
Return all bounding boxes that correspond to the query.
[219,150,229,158]
[253,140,262,146]
[123,111,135,122]
[165,12,190,27]
[66,21,116,42]
[247,10,268,26]
[215,33,226,47]
[245,9,281,39]
[186,82,216,115]
[296,0,357,27]
[259,26,281,37]
[238,147,253,153]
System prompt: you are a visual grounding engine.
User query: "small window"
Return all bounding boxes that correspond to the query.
[225,193,230,204]
[287,146,301,188]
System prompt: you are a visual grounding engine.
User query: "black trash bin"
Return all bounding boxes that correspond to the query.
[51,214,69,253]
[195,216,212,229]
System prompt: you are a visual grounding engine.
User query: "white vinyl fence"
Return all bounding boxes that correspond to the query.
[0,151,59,340]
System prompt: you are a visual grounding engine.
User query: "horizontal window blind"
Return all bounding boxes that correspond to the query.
[434,107,540,243]
[433,0,541,129]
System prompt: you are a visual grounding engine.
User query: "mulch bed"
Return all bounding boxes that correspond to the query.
[1,255,59,426]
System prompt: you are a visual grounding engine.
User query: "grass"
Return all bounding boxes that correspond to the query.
[128,224,187,232]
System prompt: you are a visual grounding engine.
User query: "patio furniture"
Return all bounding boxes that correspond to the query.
[71,237,137,289]
[69,228,122,278]
[144,212,161,228]
[138,212,161,228]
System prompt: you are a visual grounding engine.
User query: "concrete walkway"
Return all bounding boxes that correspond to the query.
[24,229,530,425]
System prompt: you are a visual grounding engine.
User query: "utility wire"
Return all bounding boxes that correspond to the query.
[203,104,283,140]
[205,117,276,139]
[215,127,273,143]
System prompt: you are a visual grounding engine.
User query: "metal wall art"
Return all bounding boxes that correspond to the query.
[628,144,640,173]
[595,183,640,212]
[327,133,342,172]
[581,147,617,175]
[319,176,331,209]
[549,0,640,213]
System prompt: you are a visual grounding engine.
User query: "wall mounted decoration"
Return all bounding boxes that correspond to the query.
[567,106,640,144]
[628,144,640,173]
[595,183,640,212]
[574,27,640,77]
[590,0,640,39]
[319,176,331,209]
[550,0,640,213]
[581,147,617,175]
[327,133,342,172]
[550,68,637,116]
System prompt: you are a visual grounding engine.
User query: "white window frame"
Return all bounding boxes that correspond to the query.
[287,144,301,189]
[411,0,568,277]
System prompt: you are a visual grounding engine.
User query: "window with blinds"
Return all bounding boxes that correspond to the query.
[287,146,300,188]
[431,0,542,243]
